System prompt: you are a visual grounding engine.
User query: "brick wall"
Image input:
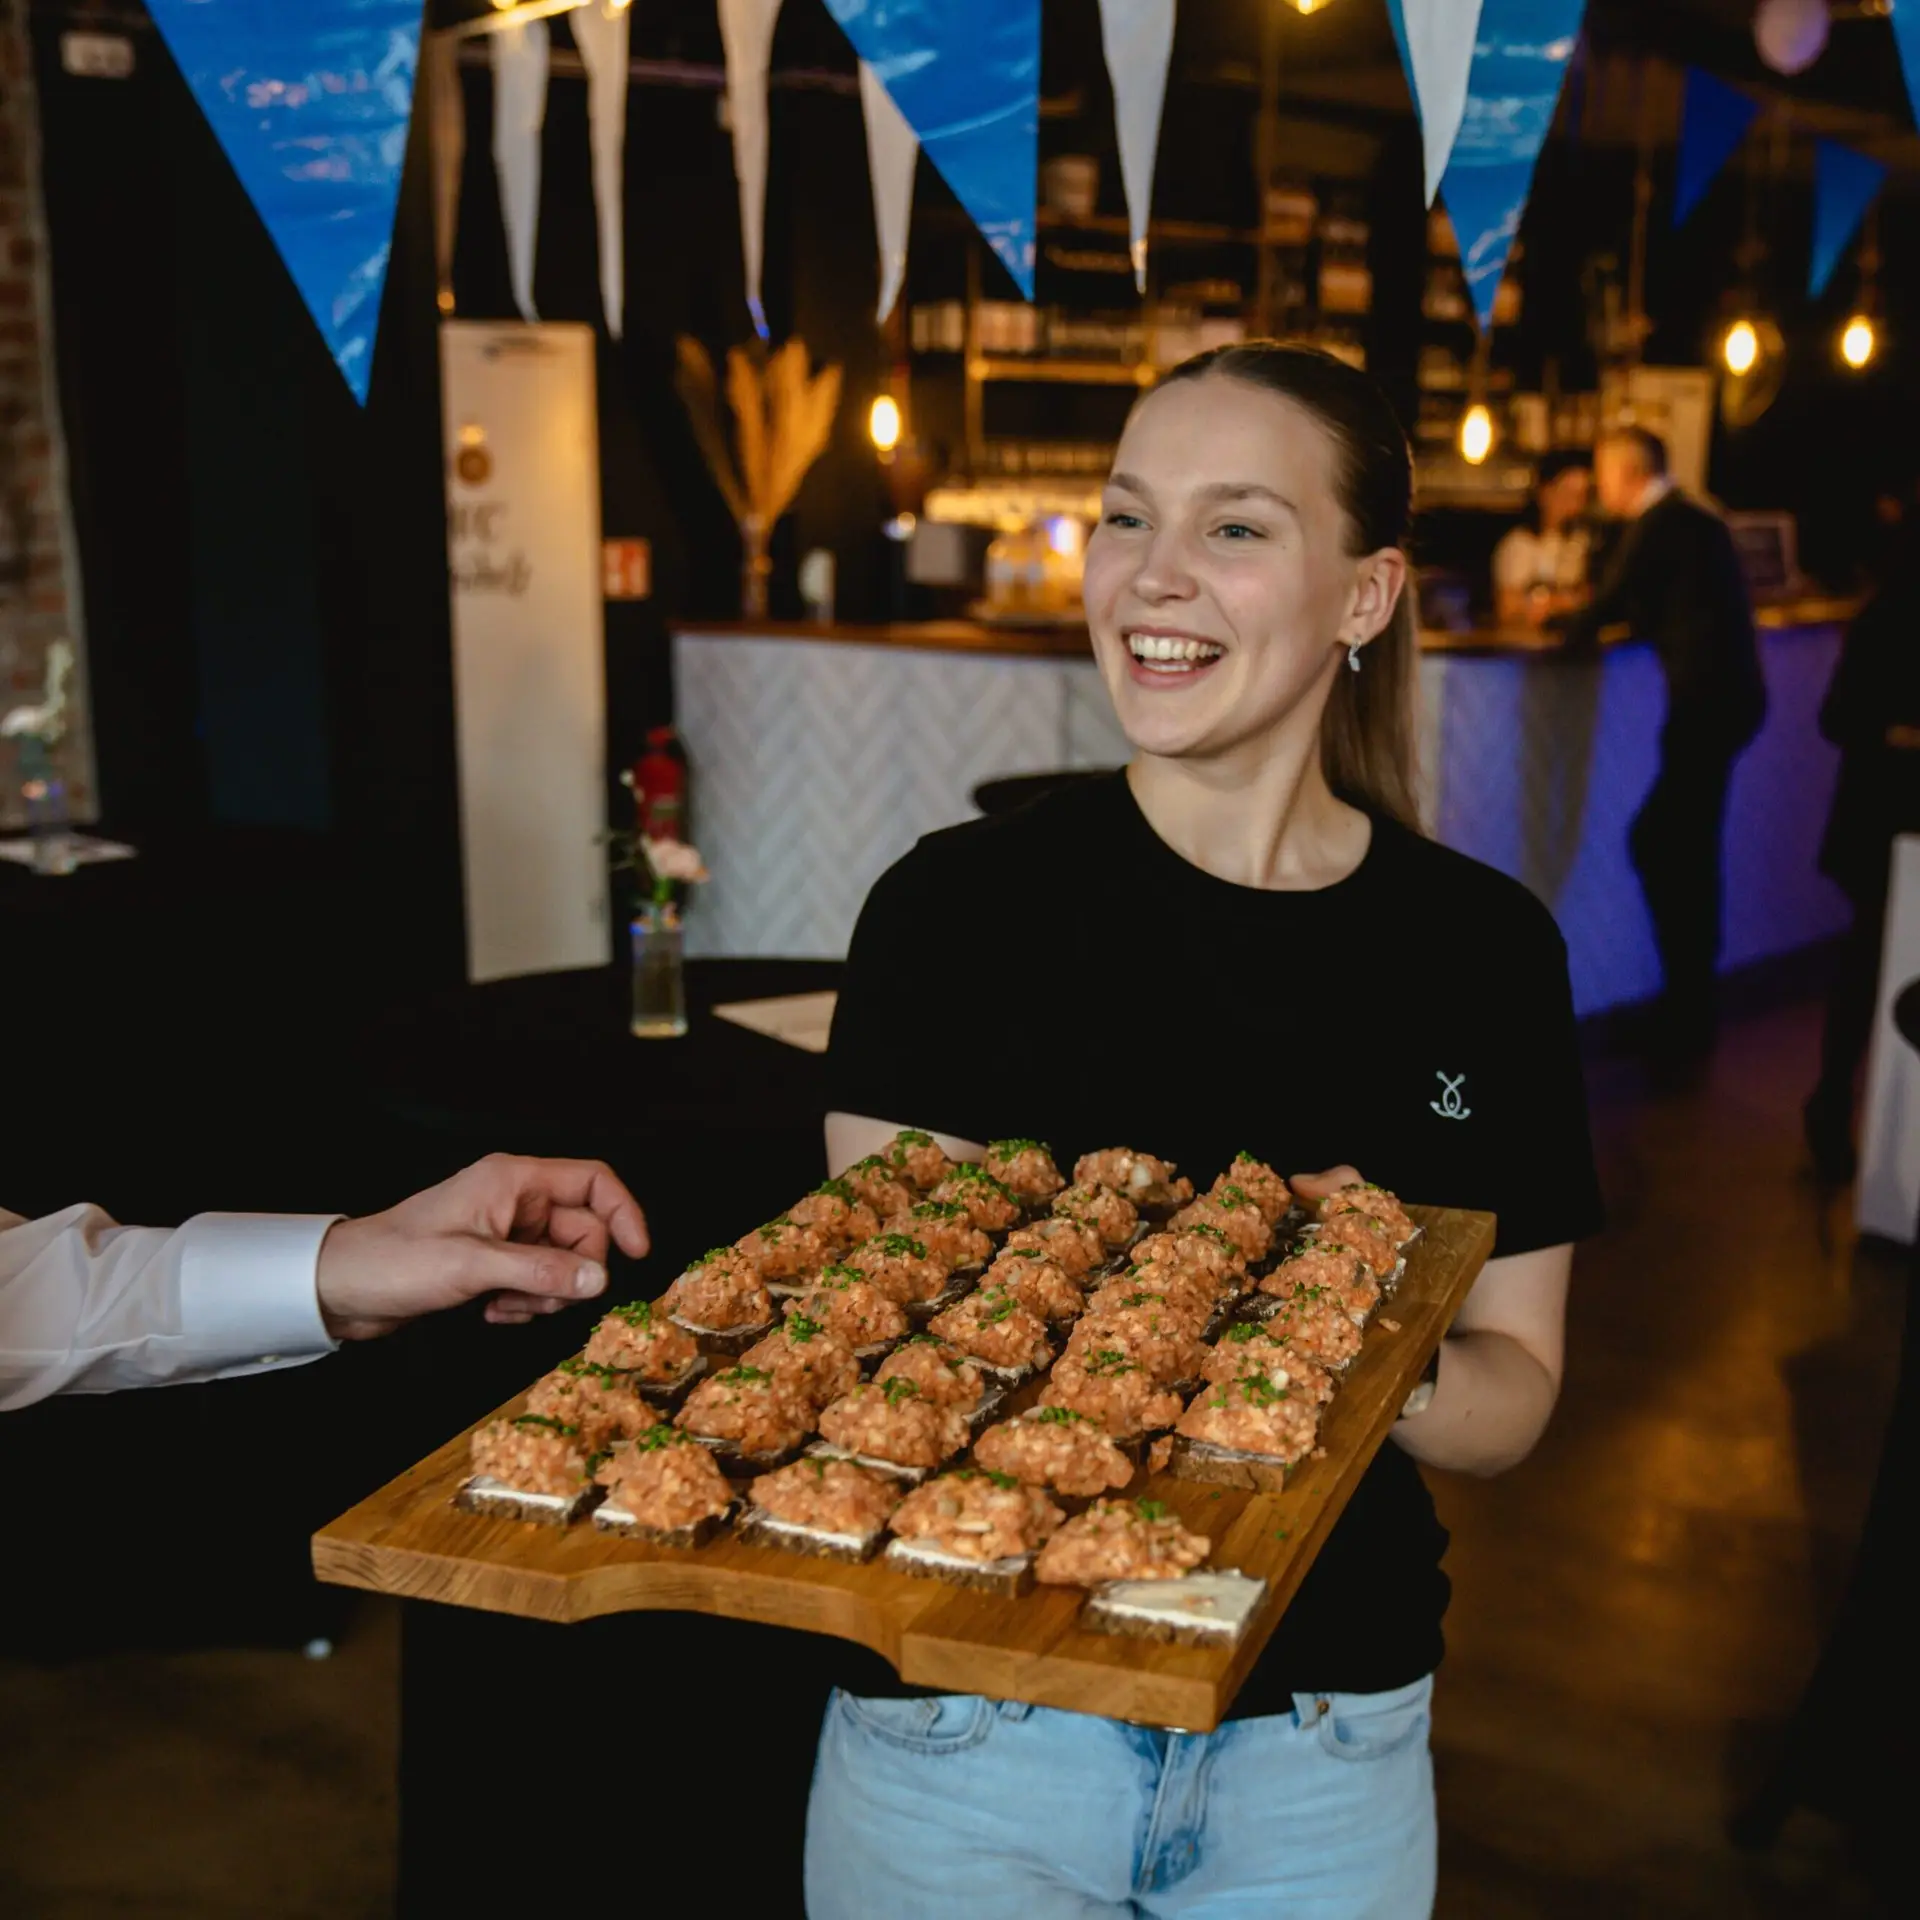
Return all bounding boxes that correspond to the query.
[0,0,93,827]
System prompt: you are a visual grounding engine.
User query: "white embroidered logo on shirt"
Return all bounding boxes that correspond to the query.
[1430,1072,1471,1120]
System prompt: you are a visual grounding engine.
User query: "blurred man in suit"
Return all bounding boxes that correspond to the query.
[1562,427,1766,1069]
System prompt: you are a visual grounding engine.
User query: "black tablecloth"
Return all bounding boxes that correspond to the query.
[358,958,842,1147]
[1,915,849,1906]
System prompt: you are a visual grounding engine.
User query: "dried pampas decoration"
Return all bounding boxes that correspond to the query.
[675,336,843,617]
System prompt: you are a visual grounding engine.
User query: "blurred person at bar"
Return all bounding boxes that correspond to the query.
[1559,426,1765,1071]
[1804,471,1920,1182]
[1491,450,1592,628]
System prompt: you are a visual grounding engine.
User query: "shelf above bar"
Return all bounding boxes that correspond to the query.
[968,357,1159,387]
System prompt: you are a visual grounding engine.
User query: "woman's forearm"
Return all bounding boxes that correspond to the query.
[1388,1328,1559,1476]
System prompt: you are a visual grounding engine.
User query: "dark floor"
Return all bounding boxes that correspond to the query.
[1429,1003,1903,1917]
[0,998,1903,1917]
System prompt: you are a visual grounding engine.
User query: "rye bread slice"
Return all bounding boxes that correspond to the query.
[454,1475,601,1528]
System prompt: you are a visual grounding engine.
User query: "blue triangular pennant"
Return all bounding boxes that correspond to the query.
[824,0,1039,300]
[1809,140,1889,299]
[1674,69,1758,225]
[147,2,422,404]
[1439,1,1588,330]
[1894,2,1920,133]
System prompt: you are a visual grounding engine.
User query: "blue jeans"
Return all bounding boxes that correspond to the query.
[804,1676,1436,1917]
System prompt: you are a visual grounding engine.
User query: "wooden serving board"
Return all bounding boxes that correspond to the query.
[313,1203,1493,1731]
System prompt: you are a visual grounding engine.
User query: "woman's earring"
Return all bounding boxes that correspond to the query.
[1347,639,1363,673]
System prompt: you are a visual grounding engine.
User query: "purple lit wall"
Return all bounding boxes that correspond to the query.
[1421,623,1851,1017]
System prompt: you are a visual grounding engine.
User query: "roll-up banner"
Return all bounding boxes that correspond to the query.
[442,322,609,985]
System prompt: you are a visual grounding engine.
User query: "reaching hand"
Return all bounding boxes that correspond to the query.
[315,1154,651,1341]
[1286,1165,1364,1206]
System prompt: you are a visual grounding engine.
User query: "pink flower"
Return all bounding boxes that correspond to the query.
[644,837,709,885]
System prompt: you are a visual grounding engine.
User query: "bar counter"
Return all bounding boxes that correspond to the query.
[674,602,1854,1016]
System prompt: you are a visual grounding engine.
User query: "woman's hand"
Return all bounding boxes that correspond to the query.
[1287,1165,1363,1204]
[1290,1164,1571,1477]
[1386,1241,1571,1476]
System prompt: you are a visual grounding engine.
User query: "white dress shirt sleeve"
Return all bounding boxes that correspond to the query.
[1,1202,340,1411]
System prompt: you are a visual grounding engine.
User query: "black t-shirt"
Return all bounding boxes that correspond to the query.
[825,773,1603,1716]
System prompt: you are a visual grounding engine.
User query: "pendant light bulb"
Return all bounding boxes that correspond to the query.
[1840,314,1876,370]
[1722,318,1760,376]
[1459,403,1494,466]
[868,394,902,454]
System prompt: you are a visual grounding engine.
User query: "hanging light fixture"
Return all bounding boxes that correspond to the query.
[1458,323,1494,467]
[1753,0,1829,77]
[1839,313,1877,369]
[1714,114,1787,423]
[1459,403,1494,465]
[1839,204,1881,372]
[1722,317,1760,375]
[868,394,903,456]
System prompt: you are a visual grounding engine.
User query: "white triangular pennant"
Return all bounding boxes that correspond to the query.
[718,0,785,338]
[492,19,550,321]
[1401,0,1485,207]
[572,1,632,339]
[858,60,918,322]
[1098,0,1176,292]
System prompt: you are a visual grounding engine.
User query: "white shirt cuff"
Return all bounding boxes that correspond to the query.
[178,1213,341,1368]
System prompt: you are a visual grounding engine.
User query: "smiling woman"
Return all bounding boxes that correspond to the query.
[1086,344,1422,850]
[810,345,1604,1919]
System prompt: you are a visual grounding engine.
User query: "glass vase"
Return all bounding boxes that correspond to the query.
[630,902,688,1039]
[22,773,78,878]
[740,514,772,620]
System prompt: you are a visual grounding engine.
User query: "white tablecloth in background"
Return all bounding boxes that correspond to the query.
[1857,834,1920,1243]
